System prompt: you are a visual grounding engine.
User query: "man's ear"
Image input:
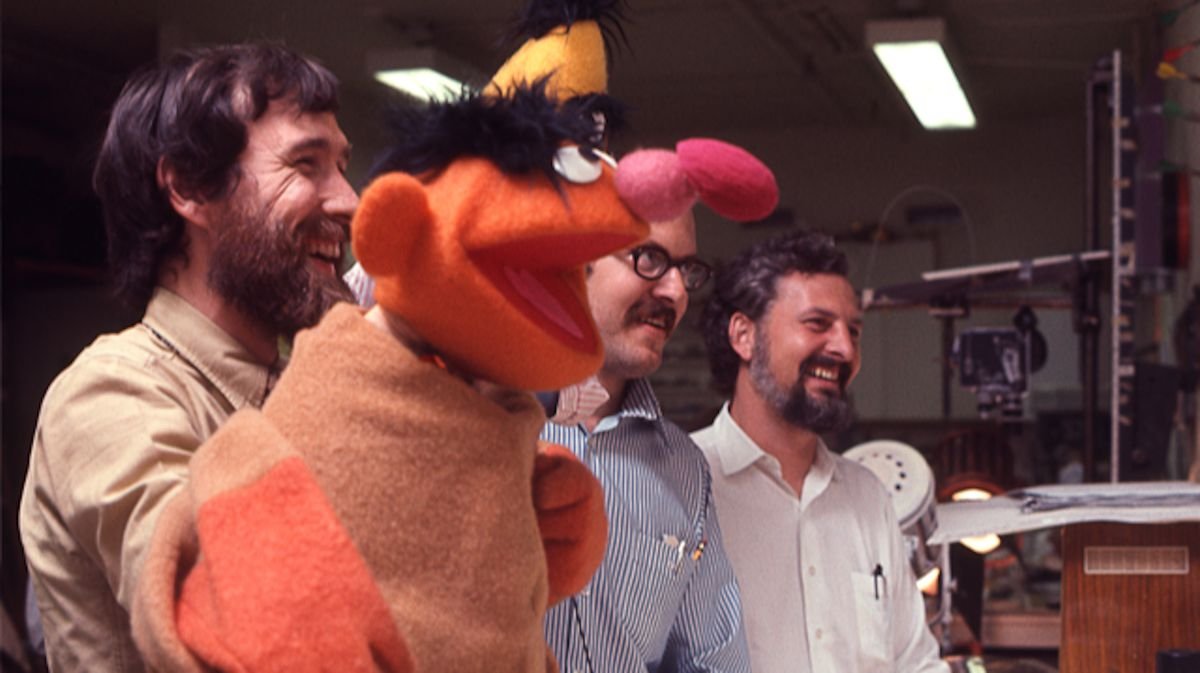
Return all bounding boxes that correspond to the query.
[157,158,214,229]
[728,311,755,362]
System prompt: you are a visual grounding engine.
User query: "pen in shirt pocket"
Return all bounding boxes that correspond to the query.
[662,534,706,569]
[872,563,884,599]
[662,534,686,570]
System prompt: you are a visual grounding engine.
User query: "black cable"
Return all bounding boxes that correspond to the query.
[569,596,596,673]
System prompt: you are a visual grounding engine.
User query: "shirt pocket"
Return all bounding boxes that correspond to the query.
[612,529,693,652]
[850,570,893,671]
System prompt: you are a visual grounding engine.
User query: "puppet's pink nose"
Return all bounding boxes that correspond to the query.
[613,149,696,223]
[675,138,779,222]
[614,139,779,224]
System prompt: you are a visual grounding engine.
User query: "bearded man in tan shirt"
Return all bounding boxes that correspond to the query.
[19,43,358,672]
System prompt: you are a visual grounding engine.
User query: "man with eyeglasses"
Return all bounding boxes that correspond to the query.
[541,208,751,673]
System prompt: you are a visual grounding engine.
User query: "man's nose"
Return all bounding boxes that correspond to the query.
[824,322,856,359]
[324,174,360,223]
[650,266,689,307]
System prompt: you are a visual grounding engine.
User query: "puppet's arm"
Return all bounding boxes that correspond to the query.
[468,377,607,606]
[533,441,607,605]
[132,410,413,673]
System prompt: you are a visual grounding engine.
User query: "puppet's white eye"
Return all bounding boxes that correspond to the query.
[553,145,605,184]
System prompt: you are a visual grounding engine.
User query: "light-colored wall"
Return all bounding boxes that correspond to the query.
[646,117,1116,423]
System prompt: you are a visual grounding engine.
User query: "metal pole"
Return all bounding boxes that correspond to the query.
[1110,50,1122,483]
[1109,50,1138,483]
[1083,58,1103,482]
[938,543,953,653]
[942,317,954,419]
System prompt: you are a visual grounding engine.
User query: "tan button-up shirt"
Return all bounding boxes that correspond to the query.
[20,287,272,673]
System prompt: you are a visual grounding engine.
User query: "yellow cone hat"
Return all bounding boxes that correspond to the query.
[487,20,607,100]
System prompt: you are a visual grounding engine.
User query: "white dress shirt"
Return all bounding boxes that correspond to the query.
[691,404,948,673]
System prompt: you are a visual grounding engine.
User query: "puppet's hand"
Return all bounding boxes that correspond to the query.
[533,442,607,606]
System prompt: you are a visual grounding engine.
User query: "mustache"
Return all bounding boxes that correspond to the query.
[625,298,677,329]
[295,215,348,244]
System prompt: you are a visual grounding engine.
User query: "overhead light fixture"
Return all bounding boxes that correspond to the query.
[367,47,474,102]
[374,68,463,101]
[865,17,976,130]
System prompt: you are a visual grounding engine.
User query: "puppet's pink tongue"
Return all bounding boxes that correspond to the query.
[502,266,584,340]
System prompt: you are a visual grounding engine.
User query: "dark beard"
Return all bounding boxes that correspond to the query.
[207,202,353,339]
[748,332,853,434]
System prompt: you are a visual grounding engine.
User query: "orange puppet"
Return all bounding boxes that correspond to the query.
[130,1,778,672]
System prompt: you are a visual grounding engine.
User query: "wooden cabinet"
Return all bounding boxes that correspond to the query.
[1060,522,1200,673]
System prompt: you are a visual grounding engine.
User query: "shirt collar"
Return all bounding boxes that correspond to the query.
[708,402,765,476]
[619,378,663,421]
[803,434,837,508]
[591,378,663,434]
[142,287,274,409]
[708,402,841,503]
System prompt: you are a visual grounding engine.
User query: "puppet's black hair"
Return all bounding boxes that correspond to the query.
[369,79,626,185]
[505,0,629,59]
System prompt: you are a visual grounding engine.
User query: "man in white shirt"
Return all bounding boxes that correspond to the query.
[690,230,948,673]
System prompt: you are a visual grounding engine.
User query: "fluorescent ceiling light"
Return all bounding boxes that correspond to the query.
[867,18,976,130]
[367,47,474,102]
[373,68,463,102]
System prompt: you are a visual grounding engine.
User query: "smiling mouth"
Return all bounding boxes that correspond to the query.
[306,238,342,275]
[804,363,840,382]
[801,358,848,394]
[629,302,676,334]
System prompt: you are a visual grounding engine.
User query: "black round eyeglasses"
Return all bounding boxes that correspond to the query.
[629,245,713,291]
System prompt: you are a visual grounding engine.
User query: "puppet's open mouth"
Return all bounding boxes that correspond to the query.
[471,232,639,354]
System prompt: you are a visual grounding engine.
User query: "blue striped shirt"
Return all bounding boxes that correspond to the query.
[343,263,376,308]
[542,379,751,673]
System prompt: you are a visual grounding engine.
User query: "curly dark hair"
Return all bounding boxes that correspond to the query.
[700,229,850,396]
[93,42,340,310]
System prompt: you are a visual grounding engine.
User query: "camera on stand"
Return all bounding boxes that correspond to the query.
[952,307,1047,421]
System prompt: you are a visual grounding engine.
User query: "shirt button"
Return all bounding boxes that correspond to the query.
[815,628,823,640]
[580,587,591,597]
[808,565,816,576]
